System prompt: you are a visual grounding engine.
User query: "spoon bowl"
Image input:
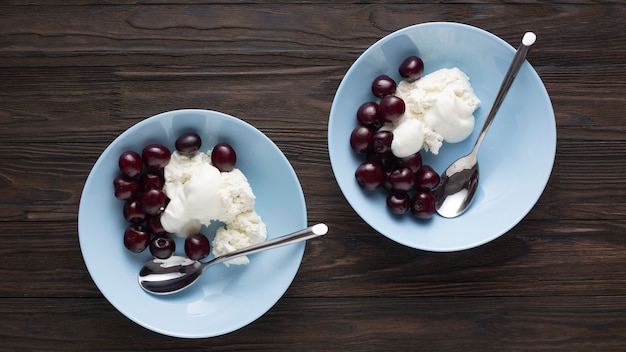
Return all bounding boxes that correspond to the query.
[138,223,328,295]
[434,156,479,217]
[434,32,536,218]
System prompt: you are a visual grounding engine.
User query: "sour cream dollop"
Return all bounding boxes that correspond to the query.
[383,67,481,157]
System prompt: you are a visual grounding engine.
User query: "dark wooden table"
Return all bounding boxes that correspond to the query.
[2,1,625,351]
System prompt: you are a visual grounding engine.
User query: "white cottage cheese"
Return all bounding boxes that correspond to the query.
[383,67,481,157]
[160,150,266,265]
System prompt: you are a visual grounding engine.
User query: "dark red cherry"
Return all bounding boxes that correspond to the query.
[379,95,405,123]
[185,233,211,260]
[150,235,176,259]
[386,191,410,215]
[387,167,415,192]
[371,75,397,98]
[113,175,140,200]
[410,191,436,220]
[398,152,423,174]
[372,130,393,155]
[142,144,171,171]
[140,171,164,190]
[350,125,373,154]
[355,161,385,191]
[123,198,146,223]
[399,56,425,82]
[211,143,237,172]
[118,151,143,178]
[415,165,441,190]
[175,132,202,156]
[123,224,150,253]
[356,102,380,126]
[147,215,167,236]
[140,187,166,216]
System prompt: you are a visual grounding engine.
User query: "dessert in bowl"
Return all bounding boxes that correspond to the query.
[79,109,307,338]
[328,22,556,251]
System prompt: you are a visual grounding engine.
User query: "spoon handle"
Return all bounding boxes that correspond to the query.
[203,223,328,268]
[472,32,536,153]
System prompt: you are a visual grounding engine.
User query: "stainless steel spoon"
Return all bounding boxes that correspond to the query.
[138,223,328,295]
[434,32,536,218]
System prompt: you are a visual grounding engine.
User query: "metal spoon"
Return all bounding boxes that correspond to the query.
[138,223,328,295]
[434,32,536,218]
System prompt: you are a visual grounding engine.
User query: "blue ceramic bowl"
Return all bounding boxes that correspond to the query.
[328,22,556,251]
[79,109,307,338]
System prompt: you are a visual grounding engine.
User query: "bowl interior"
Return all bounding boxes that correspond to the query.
[328,22,556,251]
[79,109,307,338]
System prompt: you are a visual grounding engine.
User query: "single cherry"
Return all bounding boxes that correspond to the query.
[140,187,166,216]
[113,175,140,200]
[372,130,393,155]
[355,161,384,190]
[140,171,164,190]
[387,167,415,192]
[398,152,423,174]
[175,132,202,156]
[371,75,397,98]
[415,165,441,190]
[356,102,380,126]
[123,198,146,223]
[142,144,171,171]
[147,215,167,236]
[123,224,150,253]
[350,125,373,154]
[150,236,176,259]
[211,143,236,172]
[386,191,410,215]
[410,191,436,220]
[399,56,425,82]
[185,233,211,260]
[379,95,405,123]
[118,151,143,178]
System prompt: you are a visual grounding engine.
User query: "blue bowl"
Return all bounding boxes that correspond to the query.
[328,22,556,251]
[79,109,307,338]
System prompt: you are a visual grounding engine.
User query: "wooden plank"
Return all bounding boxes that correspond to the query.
[1,296,625,350]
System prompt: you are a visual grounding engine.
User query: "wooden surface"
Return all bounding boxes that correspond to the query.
[1,1,626,351]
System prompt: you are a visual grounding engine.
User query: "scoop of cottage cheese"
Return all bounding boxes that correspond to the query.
[212,211,267,266]
[384,67,481,157]
[160,150,266,265]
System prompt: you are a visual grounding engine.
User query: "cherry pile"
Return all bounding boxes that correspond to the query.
[350,56,441,219]
[113,132,237,260]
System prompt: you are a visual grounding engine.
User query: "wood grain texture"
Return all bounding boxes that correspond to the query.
[2,297,626,351]
[1,1,626,351]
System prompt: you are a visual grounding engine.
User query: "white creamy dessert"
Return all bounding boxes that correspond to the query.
[212,211,267,266]
[382,67,481,157]
[160,150,266,266]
